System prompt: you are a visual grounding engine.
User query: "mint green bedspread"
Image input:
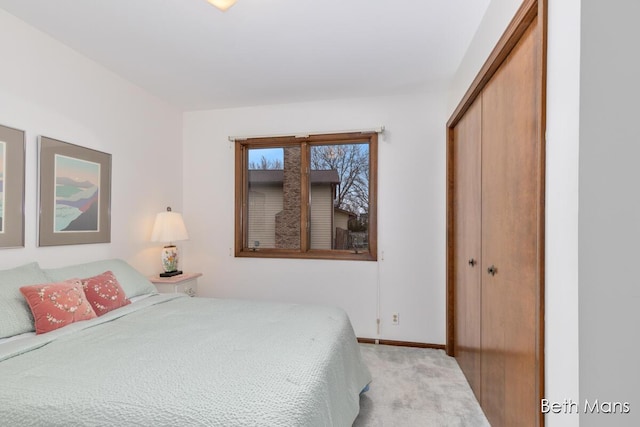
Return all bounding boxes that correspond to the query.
[0,295,371,426]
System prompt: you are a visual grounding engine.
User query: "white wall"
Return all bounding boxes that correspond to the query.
[0,9,183,275]
[579,1,640,425]
[448,0,523,115]
[450,1,581,426]
[183,90,448,343]
[545,1,581,425]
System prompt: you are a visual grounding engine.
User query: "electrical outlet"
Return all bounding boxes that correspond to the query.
[391,313,399,326]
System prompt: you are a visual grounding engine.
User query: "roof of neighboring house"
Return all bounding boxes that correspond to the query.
[249,169,340,185]
[334,207,357,218]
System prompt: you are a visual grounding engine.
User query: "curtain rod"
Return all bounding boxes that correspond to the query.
[228,126,385,142]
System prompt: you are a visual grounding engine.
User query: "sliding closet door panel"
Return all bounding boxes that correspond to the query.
[453,98,483,400]
[481,18,540,427]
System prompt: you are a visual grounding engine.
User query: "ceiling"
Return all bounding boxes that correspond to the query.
[0,0,491,111]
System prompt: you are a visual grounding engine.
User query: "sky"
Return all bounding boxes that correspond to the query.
[0,141,4,175]
[55,154,100,184]
[248,148,283,166]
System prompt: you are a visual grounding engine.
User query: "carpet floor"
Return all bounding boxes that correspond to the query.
[353,344,490,427]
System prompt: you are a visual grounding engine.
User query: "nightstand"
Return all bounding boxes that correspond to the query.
[148,272,202,297]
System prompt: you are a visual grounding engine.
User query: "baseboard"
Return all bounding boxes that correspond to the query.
[357,337,445,350]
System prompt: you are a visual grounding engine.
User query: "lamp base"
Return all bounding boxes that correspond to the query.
[160,270,183,277]
[160,245,180,276]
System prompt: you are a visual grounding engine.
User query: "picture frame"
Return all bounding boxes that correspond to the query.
[0,124,25,248]
[38,136,111,246]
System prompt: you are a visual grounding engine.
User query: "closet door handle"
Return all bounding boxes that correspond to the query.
[487,265,498,276]
[468,258,477,267]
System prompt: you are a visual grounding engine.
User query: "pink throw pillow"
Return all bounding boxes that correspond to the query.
[81,271,130,315]
[20,280,97,334]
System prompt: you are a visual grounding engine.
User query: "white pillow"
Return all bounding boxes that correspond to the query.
[43,259,157,299]
[0,262,50,339]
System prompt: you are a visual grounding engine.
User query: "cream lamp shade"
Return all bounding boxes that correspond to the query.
[151,207,189,277]
[151,208,189,243]
[207,0,237,11]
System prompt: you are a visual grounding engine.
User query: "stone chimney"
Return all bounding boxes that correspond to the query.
[275,146,301,248]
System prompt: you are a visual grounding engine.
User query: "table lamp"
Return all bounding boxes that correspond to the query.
[150,207,189,277]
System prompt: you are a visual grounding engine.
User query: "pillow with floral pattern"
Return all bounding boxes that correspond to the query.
[81,270,131,316]
[20,280,97,334]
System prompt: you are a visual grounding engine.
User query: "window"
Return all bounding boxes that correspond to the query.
[235,132,378,261]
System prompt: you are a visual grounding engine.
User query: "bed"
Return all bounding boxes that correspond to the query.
[0,259,371,426]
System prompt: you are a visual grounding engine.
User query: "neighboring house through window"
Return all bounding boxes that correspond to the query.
[234,131,378,261]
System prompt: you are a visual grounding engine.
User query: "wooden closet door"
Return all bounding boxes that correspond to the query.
[480,18,541,427]
[452,98,483,400]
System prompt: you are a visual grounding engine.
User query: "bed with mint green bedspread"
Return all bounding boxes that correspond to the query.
[0,294,371,426]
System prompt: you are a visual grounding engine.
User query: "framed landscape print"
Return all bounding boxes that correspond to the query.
[0,124,25,248]
[38,136,111,246]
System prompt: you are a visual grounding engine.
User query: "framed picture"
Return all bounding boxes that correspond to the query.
[38,136,111,246]
[0,124,25,248]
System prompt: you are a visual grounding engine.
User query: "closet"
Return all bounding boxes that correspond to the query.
[446,1,545,426]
